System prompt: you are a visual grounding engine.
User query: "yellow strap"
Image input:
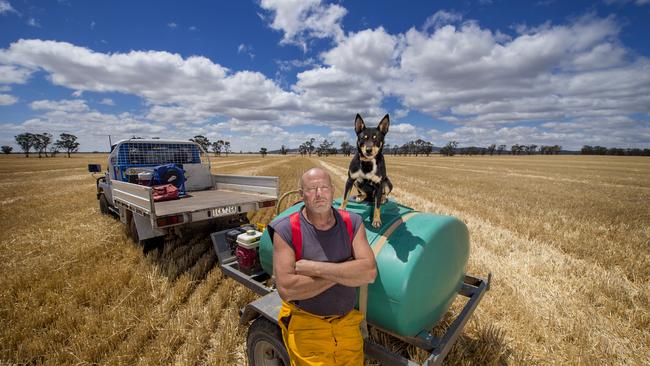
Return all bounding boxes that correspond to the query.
[359,212,418,337]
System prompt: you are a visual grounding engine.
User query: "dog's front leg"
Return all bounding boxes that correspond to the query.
[341,178,354,210]
[354,181,367,202]
[372,184,383,228]
[381,177,393,204]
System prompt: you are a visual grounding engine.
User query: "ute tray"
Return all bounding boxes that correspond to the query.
[155,189,275,216]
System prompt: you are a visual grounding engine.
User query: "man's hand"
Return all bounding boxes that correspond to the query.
[273,233,337,301]
[294,259,318,276]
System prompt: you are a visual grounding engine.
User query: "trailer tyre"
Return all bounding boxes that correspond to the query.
[247,317,290,366]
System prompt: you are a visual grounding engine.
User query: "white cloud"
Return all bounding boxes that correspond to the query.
[189,26,197,31]
[321,27,399,81]
[259,0,346,50]
[0,65,32,83]
[435,116,650,150]
[328,130,352,143]
[0,93,18,105]
[1,102,167,151]
[167,22,177,29]
[276,58,316,72]
[145,105,213,124]
[603,0,650,5]
[423,10,463,31]
[292,66,385,124]
[199,118,327,152]
[382,123,419,146]
[391,123,416,134]
[237,44,255,59]
[99,98,114,106]
[392,14,650,130]
[30,99,89,112]
[0,39,305,124]
[26,18,39,27]
[393,109,409,119]
[426,128,442,141]
[90,21,95,30]
[0,0,17,15]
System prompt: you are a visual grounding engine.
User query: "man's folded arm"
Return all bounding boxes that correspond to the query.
[273,232,336,301]
[294,226,377,287]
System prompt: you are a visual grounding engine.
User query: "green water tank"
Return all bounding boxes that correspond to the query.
[258,198,469,337]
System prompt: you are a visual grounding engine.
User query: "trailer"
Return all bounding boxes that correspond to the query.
[88,139,278,244]
[211,197,491,366]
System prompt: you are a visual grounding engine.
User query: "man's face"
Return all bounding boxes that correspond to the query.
[301,172,334,214]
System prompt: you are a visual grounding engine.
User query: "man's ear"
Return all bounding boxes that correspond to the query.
[355,114,365,134]
[378,114,390,134]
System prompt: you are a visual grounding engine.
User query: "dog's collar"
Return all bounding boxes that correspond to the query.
[359,155,375,162]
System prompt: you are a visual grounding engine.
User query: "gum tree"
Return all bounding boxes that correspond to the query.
[56,133,80,158]
[15,132,37,157]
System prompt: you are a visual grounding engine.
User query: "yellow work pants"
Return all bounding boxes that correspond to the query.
[278,300,364,366]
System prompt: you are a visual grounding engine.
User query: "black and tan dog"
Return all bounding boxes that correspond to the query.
[340,114,393,228]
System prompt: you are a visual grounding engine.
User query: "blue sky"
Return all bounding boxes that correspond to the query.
[1,0,649,152]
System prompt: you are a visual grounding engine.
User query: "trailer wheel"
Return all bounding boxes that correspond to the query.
[247,317,290,366]
[99,194,111,215]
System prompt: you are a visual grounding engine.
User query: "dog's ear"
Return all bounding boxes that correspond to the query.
[378,114,390,134]
[355,114,366,134]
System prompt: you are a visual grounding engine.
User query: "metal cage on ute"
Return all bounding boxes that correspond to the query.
[108,140,209,183]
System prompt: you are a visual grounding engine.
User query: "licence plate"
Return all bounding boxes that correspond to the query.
[212,205,239,217]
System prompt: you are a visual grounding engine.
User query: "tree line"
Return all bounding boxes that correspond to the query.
[286,139,565,157]
[266,139,649,157]
[438,142,564,156]
[6,133,646,158]
[580,145,650,156]
[189,135,232,156]
[4,132,80,158]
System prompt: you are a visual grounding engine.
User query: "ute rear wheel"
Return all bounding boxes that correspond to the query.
[128,214,164,252]
[247,317,290,366]
[129,215,141,245]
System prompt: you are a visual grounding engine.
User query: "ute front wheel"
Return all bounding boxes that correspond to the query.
[247,317,290,366]
[99,194,111,215]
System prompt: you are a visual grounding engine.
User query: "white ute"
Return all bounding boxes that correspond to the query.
[89,139,278,245]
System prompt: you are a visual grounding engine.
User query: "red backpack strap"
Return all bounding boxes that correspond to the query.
[289,211,302,261]
[338,209,354,243]
[291,209,353,262]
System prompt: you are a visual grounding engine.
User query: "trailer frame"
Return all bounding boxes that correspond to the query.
[211,229,491,366]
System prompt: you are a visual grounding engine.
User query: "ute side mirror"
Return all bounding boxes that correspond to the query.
[88,164,102,173]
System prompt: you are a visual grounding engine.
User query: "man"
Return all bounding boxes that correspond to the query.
[268,167,377,366]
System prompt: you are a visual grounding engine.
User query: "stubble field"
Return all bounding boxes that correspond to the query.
[0,153,648,365]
